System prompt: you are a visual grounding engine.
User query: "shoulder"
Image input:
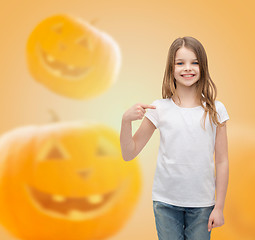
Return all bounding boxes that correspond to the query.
[148,99,169,112]
[215,100,227,110]
[150,98,169,106]
[214,100,229,120]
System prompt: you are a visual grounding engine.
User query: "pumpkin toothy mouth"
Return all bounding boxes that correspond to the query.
[37,44,93,79]
[26,180,129,221]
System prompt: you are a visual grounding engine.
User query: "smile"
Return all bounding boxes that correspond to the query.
[37,43,93,80]
[181,74,195,79]
[25,179,129,221]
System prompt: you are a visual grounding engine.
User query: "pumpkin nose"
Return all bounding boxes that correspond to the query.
[58,42,67,50]
[77,169,92,179]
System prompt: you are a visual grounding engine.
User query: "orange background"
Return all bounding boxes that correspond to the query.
[0,0,254,239]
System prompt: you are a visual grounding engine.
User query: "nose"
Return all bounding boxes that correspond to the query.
[184,63,192,71]
[58,42,67,50]
[77,169,92,179]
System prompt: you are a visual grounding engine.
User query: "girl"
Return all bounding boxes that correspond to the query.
[120,36,229,240]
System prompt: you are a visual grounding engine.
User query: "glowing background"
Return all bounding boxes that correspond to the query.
[0,0,254,239]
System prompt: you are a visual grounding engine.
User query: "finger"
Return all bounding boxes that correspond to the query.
[141,104,156,109]
[137,109,146,116]
[137,110,143,119]
[212,221,217,228]
[138,107,146,114]
[208,219,213,232]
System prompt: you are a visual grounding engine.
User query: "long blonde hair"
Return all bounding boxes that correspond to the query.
[162,36,225,130]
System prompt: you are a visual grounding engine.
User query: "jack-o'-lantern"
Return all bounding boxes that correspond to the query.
[0,121,141,240]
[212,125,255,240]
[26,14,121,99]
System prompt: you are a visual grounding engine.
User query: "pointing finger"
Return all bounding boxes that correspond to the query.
[141,104,156,109]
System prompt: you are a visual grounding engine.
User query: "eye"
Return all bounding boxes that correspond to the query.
[75,36,94,51]
[96,136,119,157]
[37,139,70,162]
[51,23,63,34]
[76,37,88,47]
[175,62,199,65]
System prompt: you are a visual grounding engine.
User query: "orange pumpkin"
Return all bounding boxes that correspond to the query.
[0,121,141,240]
[26,14,121,99]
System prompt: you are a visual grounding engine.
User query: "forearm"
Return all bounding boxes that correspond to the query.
[120,116,136,161]
[215,160,229,210]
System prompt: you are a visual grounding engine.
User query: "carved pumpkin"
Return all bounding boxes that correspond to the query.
[26,14,121,99]
[0,122,141,240]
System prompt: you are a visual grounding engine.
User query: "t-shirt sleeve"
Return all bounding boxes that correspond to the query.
[144,100,159,128]
[216,101,230,124]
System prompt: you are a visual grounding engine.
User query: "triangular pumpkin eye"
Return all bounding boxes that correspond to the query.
[37,139,69,162]
[75,36,93,51]
[46,145,65,160]
[96,136,119,157]
[52,23,63,34]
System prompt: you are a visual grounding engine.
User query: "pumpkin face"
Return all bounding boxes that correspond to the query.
[0,122,141,240]
[26,15,121,99]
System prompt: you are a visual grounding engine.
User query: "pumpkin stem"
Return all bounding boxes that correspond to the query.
[48,109,60,122]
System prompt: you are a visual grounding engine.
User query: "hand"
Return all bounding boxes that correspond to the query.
[123,103,156,122]
[208,207,225,232]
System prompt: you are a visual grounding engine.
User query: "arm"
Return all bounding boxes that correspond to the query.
[120,117,136,161]
[120,115,156,161]
[208,121,229,231]
[214,121,229,211]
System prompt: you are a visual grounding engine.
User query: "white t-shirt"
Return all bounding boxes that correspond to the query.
[144,97,230,207]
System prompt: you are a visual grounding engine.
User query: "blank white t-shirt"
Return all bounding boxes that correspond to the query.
[144,97,230,207]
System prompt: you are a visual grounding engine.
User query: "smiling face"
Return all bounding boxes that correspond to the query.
[0,123,141,240]
[26,15,121,99]
[174,46,200,89]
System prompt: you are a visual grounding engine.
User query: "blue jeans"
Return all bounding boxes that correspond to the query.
[153,200,215,240]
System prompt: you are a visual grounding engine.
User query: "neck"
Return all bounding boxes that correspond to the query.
[173,85,200,105]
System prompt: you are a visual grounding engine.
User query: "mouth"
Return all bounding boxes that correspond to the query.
[25,179,129,221]
[37,43,94,80]
[181,74,195,79]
